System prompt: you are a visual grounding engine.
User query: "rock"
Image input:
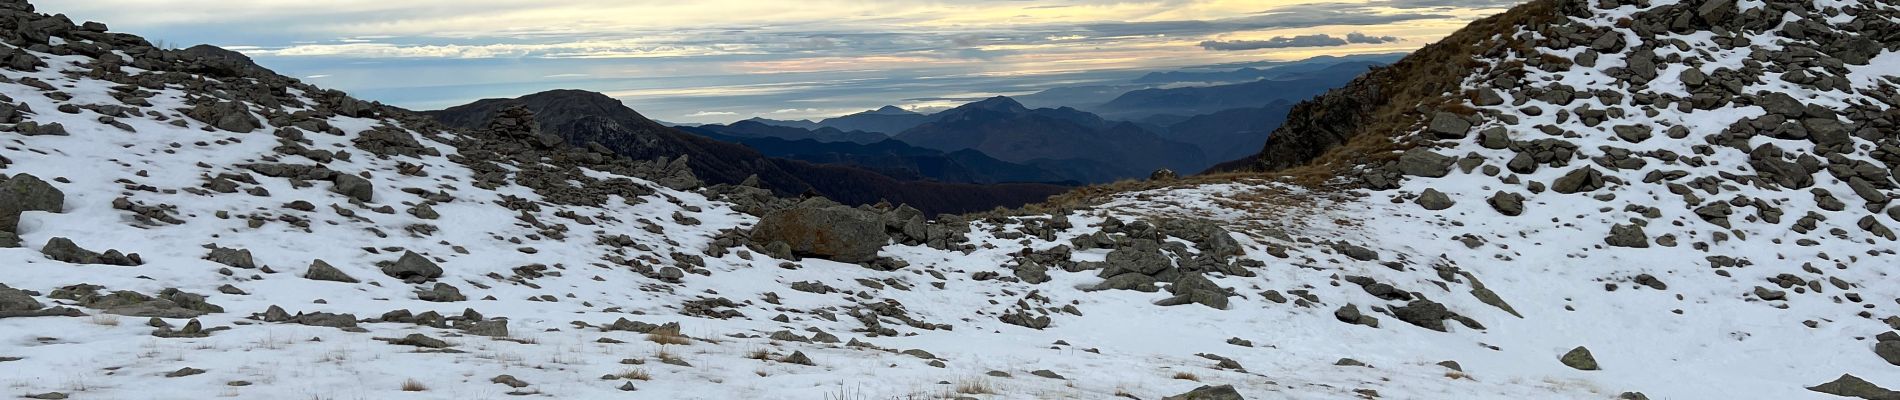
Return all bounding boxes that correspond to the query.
[1633,274,1667,290]
[1149,168,1178,181]
[1605,224,1649,248]
[415,283,466,302]
[409,203,439,219]
[748,202,889,263]
[1335,304,1380,328]
[0,284,42,312]
[781,351,815,366]
[1477,127,1511,149]
[1100,243,1172,277]
[1695,0,1736,24]
[1029,370,1065,379]
[205,246,256,269]
[1415,188,1455,210]
[1428,112,1472,139]
[165,367,206,378]
[1551,167,1605,194]
[1487,192,1525,216]
[330,174,373,203]
[1093,273,1158,292]
[1397,148,1455,178]
[382,251,443,281]
[465,319,509,337]
[14,121,66,136]
[1754,286,1787,301]
[1808,374,1900,400]
[1392,299,1458,332]
[1612,125,1652,143]
[303,260,358,283]
[185,100,260,133]
[0,173,64,232]
[1875,341,1900,366]
[41,237,140,266]
[389,333,450,348]
[1163,384,1244,400]
[491,374,529,388]
[1474,88,1505,106]
[1560,346,1599,370]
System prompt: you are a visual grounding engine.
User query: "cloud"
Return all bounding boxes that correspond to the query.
[1346,32,1400,44]
[686,111,737,117]
[1200,34,1344,50]
[1200,32,1401,51]
[1077,6,1444,39]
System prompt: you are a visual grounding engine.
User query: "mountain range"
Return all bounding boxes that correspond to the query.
[424,90,1067,215]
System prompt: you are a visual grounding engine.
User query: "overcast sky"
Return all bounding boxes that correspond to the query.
[38,0,1516,123]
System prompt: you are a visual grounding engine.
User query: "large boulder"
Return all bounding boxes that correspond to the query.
[331,174,373,202]
[0,173,63,233]
[1605,224,1650,248]
[1415,188,1455,210]
[1397,148,1455,178]
[381,251,444,282]
[748,202,889,263]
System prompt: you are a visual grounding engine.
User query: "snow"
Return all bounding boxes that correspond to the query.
[0,1,1896,400]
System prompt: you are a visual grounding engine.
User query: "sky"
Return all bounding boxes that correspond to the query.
[39,0,1518,123]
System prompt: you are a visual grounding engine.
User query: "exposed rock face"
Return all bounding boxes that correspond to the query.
[748,200,890,263]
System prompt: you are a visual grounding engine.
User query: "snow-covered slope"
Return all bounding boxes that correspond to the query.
[0,0,1895,399]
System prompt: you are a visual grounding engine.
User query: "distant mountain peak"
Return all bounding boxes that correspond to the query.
[958,96,1029,113]
[866,105,917,115]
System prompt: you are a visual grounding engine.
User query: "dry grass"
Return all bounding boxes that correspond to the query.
[646,331,691,346]
[90,314,121,326]
[619,368,652,381]
[654,346,683,364]
[400,378,428,392]
[955,378,997,395]
[745,349,771,360]
[1171,371,1200,381]
[1445,370,1471,380]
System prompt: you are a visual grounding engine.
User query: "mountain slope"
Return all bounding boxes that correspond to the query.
[894,97,1208,180]
[814,105,932,134]
[696,120,888,144]
[1091,61,1382,120]
[1162,100,1297,163]
[423,90,1068,215]
[681,125,1073,184]
[1186,0,1900,397]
